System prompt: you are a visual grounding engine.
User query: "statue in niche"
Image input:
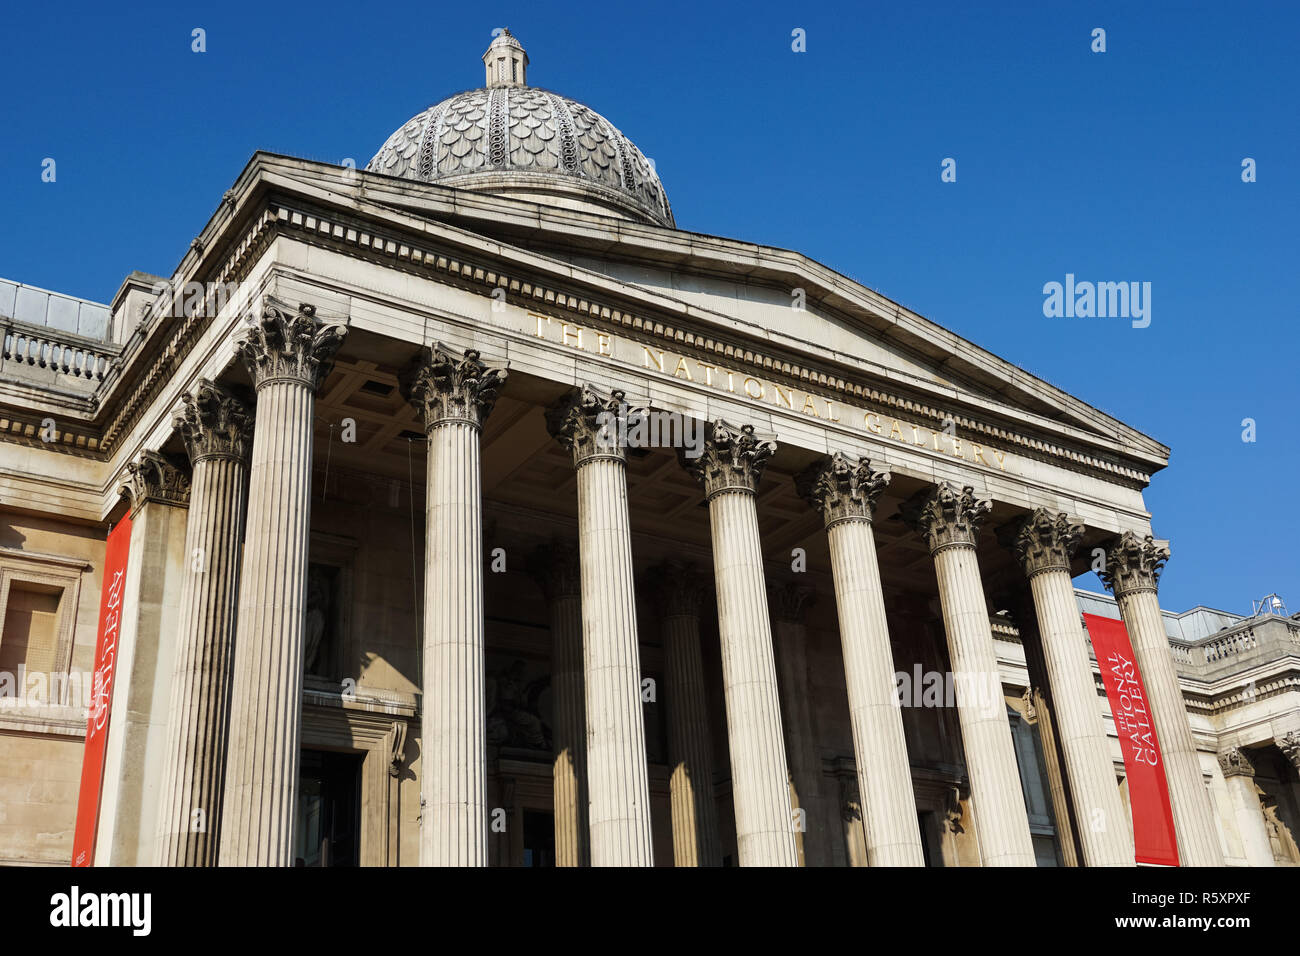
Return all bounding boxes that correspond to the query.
[304,565,332,676]
[486,660,550,750]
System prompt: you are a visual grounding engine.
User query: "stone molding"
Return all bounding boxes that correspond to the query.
[401,343,507,431]
[1100,531,1169,597]
[172,379,253,464]
[1277,731,1300,771]
[768,580,816,624]
[682,419,777,500]
[795,451,889,529]
[235,299,347,392]
[545,384,640,467]
[648,562,710,619]
[529,539,581,602]
[121,450,190,514]
[903,481,991,554]
[1012,508,1083,579]
[1217,746,1256,778]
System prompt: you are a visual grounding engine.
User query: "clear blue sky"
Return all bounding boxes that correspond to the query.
[1,1,1295,615]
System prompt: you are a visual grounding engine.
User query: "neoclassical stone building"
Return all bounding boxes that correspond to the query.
[1,32,1297,867]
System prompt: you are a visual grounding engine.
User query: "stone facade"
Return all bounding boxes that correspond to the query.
[1,33,1297,868]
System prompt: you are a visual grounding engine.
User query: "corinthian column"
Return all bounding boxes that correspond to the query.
[546,386,654,866]
[797,452,925,866]
[218,301,346,866]
[683,420,798,867]
[156,380,253,866]
[905,482,1036,866]
[1101,532,1224,865]
[1218,748,1273,867]
[1013,509,1133,867]
[530,540,588,867]
[649,562,722,867]
[404,344,506,867]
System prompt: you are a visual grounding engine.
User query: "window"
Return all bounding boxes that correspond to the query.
[0,583,63,704]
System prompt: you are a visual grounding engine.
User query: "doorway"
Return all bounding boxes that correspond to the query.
[295,749,363,866]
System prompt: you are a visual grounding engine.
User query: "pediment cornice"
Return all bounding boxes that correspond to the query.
[4,154,1168,491]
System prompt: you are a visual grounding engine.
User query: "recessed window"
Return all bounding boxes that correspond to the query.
[0,583,63,704]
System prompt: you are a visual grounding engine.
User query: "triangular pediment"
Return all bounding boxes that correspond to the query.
[198,153,1171,478]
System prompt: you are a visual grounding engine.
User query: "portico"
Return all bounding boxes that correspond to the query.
[5,33,1281,869]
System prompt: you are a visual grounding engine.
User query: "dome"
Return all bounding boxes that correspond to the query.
[365,30,674,228]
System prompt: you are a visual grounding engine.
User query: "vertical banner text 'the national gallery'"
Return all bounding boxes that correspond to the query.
[1084,612,1179,866]
[71,514,132,867]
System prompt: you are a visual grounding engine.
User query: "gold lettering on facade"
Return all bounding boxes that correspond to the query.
[525,309,1015,473]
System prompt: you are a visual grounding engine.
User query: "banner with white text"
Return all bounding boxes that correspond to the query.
[1083,612,1179,866]
[71,515,132,867]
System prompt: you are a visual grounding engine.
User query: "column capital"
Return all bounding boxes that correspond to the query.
[683,419,777,499]
[402,342,507,430]
[1100,531,1169,597]
[795,451,890,528]
[1218,746,1256,779]
[528,539,581,602]
[648,562,710,619]
[173,379,254,464]
[903,481,991,554]
[545,384,641,467]
[767,579,816,624]
[235,299,347,391]
[121,450,190,515]
[1276,731,1300,771]
[1012,508,1083,579]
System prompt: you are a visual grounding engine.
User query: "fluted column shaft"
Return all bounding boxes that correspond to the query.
[1029,568,1133,865]
[933,544,1036,865]
[575,456,655,865]
[1113,587,1223,865]
[219,301,345,866]
[156,381,252,866]
[547,386,654,866]
[707,489,798,866]
[1012,508,1133,866]
[1220,751,1273,867]
[532,542,588,867]
[682,419,797,867]
[908,482,1036,866]
[219,379,315,865]
[826,518,925,865]
[403,344,506,867]
[656,566,722,867]
[421,419,487,865]
[549,586,588,867]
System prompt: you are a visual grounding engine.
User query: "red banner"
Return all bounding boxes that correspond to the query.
[1083,612,1179,866]
[71,514,132,867]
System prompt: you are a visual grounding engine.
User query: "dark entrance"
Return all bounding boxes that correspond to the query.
[295,749,363,866]
[522,810,555,867]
